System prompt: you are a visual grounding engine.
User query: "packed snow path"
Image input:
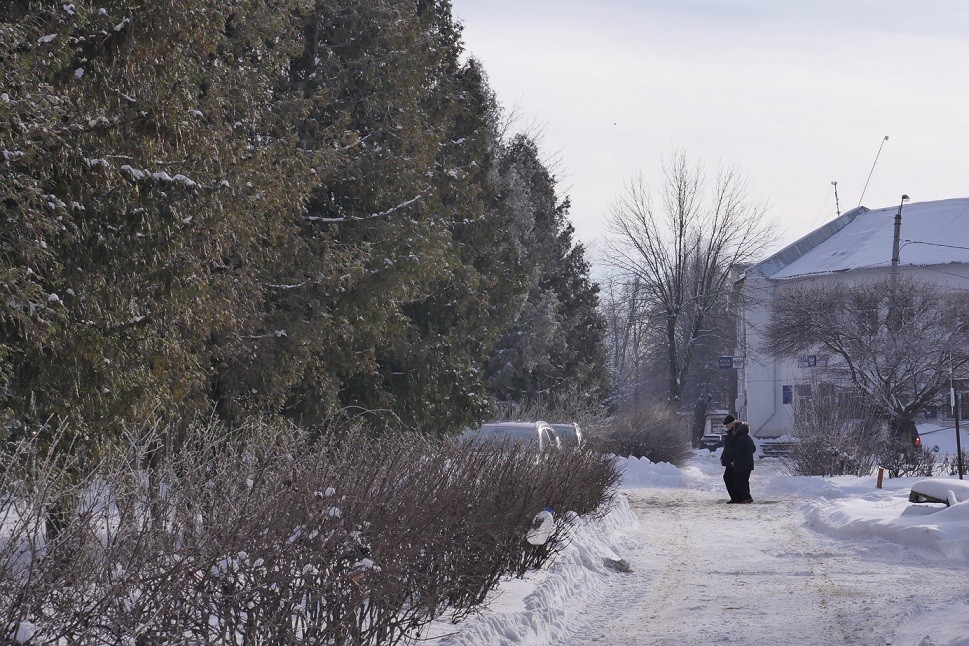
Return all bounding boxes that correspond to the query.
[426,452,969,646]
[556,483,963,646]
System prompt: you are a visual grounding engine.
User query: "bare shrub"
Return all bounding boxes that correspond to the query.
[937,451,969,477]
[781,380,940,479]
[590,401,691,466]
[0,416,620,644]
[781,384,884,477]
[877,445,936,479]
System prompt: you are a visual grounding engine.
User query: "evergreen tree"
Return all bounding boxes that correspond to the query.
[1,0,323,440]
[244,1,526,434]
[486,136,609,409]
[1,0,599,444]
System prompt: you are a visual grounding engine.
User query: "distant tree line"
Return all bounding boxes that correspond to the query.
[0,0,608,445]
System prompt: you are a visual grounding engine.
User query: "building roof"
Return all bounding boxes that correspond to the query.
[753,198,969,280]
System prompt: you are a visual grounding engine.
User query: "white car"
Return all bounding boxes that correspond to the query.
[548,422,583,448]
[699,429,727,452]
[460,421,562,453]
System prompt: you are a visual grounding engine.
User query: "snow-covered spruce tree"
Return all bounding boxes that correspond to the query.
[764,276,969,441]
[1,0,597,441]
[276,1,527,434]
[604,151,774,404]
[485,135,610,410]
[0,0,324,442]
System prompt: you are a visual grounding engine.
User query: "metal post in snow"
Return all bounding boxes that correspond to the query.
[956,388,964,481]
[951,355,964,480]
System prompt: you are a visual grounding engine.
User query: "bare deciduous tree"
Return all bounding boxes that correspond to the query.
[604,151,775,403]
[764,276,969,436]
[781,375,885,477]
[599,275,663,406]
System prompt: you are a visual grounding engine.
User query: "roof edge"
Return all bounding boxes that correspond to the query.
[747,206,868,279]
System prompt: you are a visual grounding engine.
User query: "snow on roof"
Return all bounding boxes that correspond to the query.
[767,197,969,280]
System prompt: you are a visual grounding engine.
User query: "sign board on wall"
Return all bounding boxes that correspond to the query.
[718,356,744,370]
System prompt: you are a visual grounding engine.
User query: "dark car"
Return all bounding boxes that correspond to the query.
[460,421,561,453]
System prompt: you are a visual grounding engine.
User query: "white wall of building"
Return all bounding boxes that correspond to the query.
[738,264,969,439]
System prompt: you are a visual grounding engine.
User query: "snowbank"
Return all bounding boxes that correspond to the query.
[423,495,641,644]
[806,496,969,560]
[614,455,686,488]
[802,475,969,561]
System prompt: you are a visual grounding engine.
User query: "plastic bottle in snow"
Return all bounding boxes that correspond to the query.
[526,506,555,545]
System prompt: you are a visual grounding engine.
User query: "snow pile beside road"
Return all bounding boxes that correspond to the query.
[806,492,969,561]
[891,605,969,646]
[615,455,686,488]
[424,496,641,645]
[761,472,892,499]
[759,466,969,559]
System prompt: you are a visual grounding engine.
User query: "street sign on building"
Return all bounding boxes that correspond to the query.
[718,356,743,370]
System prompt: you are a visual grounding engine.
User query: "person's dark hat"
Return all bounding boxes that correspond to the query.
[722,414,736,425]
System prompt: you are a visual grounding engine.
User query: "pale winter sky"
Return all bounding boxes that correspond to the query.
[450,0,969,264]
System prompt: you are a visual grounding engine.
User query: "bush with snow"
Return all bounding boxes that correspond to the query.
[591,402,691,466]
[0,419,619,644]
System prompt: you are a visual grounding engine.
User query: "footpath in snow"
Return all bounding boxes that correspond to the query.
[421,449,969,646]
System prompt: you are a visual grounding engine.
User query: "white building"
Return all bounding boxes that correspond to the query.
[735,197,969,439]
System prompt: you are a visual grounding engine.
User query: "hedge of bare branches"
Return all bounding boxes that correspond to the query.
[781,381,937,478]
[0,419,619,644]
[589,402,692,466]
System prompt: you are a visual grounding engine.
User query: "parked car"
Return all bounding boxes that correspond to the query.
[699,429,727,452]
[909,478,969,506]
[460,421,561,453]
[698,411,731,451]
[548,422,583,448]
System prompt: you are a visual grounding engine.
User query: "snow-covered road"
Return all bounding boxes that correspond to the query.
[558,484,962,645]
[428,453,969,646]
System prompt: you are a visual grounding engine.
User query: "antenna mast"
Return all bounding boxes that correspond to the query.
[831,181,841,217]
[858,135,889,207]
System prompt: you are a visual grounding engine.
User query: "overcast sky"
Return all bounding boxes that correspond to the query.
[449,0,969,264]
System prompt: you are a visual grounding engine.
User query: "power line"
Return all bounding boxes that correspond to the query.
[901,239,969,252]
[919,265,969,282]
[858,135,889,207]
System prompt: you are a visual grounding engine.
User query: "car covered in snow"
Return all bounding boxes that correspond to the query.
[909,478,969,506]
[699,428,727,452]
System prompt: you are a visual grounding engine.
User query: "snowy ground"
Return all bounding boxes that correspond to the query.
[420,437,969,646]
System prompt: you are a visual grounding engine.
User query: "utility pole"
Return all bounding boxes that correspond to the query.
[890,194,909,281]
[953,355,964,479]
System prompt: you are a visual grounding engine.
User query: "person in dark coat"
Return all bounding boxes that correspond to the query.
[719,415,740,503]
[721,417,756,503]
